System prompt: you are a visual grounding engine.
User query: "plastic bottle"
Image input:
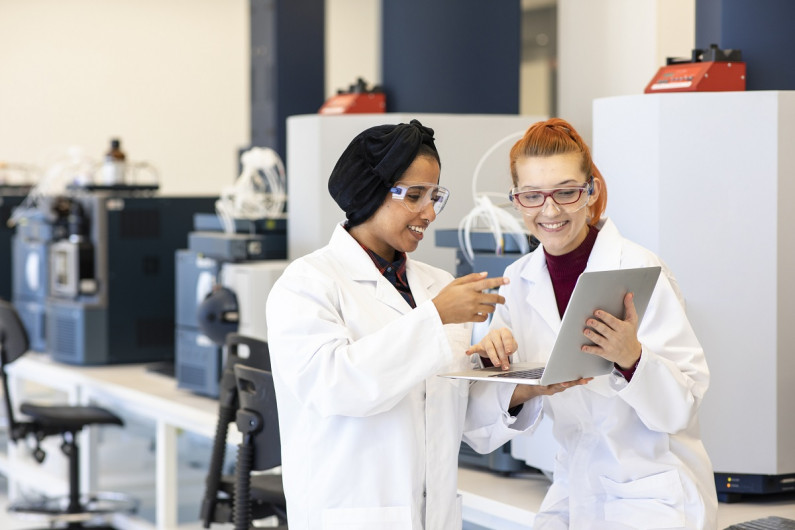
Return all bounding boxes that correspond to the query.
[101,138,126,186]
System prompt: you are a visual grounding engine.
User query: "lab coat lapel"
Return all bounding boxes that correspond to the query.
[328,223,413,316]
[584,218,623,272]
[521,249,562,334]
[375,279,413,315]
[524,220,625,332]
[405,257,434,307]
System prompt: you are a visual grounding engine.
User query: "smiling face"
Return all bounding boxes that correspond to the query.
[349,155,442,261]
[514,152,600,256]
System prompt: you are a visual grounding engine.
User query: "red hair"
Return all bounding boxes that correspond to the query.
[509,118,607,226]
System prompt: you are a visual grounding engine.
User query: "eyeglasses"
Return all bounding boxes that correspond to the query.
[390,182,450,214]
[509,177,593,209]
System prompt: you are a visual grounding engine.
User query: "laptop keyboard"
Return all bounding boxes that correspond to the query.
[488,367,545,379]
[725,516,795,530]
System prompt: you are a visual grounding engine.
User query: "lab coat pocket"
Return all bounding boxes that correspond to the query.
[321,505,412,530]
[599,469,685,529]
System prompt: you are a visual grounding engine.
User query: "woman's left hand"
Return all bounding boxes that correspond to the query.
[581,292,642,370]
[509,377,592,407]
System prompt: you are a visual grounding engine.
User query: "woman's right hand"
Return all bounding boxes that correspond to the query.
[465,326,518,369]
[432,272,508,325]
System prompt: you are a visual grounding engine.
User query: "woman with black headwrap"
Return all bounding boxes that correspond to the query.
[265,120,560,529]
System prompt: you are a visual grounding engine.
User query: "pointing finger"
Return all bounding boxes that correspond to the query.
[454,271,489,285]
[465,344,485,356]
[474,277,510,291]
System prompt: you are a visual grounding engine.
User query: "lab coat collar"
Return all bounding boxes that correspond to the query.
[520,249,561,333]
[328,222,383,281]
[583,217,622,272]
[518,217,623,333]
[405,258,435,308]
[328,222,426,315]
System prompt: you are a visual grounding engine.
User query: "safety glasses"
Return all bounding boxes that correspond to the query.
[390,182,450,215]
[509,176,593,210]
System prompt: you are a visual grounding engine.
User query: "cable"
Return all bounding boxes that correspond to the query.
[215,147,287,234]
[7,147,96,228]
[457,131,530,266]
[470,130,522,203]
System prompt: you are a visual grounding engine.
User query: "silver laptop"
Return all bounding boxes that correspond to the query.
[441,266,662,386]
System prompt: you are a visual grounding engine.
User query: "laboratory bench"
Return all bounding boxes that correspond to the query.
[2,353,795,529]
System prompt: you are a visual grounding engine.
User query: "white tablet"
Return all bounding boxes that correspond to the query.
[441,266,662,386]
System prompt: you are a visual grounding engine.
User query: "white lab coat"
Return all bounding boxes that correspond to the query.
[492,218,718,529]
[265,223,532,530]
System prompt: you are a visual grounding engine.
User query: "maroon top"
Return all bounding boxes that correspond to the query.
[544,225,599,319]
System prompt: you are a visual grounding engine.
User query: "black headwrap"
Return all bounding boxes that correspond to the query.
[328,119,438,227]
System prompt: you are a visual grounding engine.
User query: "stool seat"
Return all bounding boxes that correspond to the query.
[1,299,137,530]
[20,404,124,431]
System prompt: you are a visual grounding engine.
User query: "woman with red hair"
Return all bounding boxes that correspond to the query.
[468,118,718,529]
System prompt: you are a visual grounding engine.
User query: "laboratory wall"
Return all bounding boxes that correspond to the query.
[381,0,521,114]
[0,0,249,196]
[324,0,381,98]
[695,0,795,91]
[557,0,695,144]
[322,0,697,143]
[0,0,698,194]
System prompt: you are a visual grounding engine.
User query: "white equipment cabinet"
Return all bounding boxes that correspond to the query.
[220,260,289,342]
[593,91,795,500]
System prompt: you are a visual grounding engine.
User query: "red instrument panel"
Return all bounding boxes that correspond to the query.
[645,60,746,93]
[319,78,386,114]
[318,92,386,114]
